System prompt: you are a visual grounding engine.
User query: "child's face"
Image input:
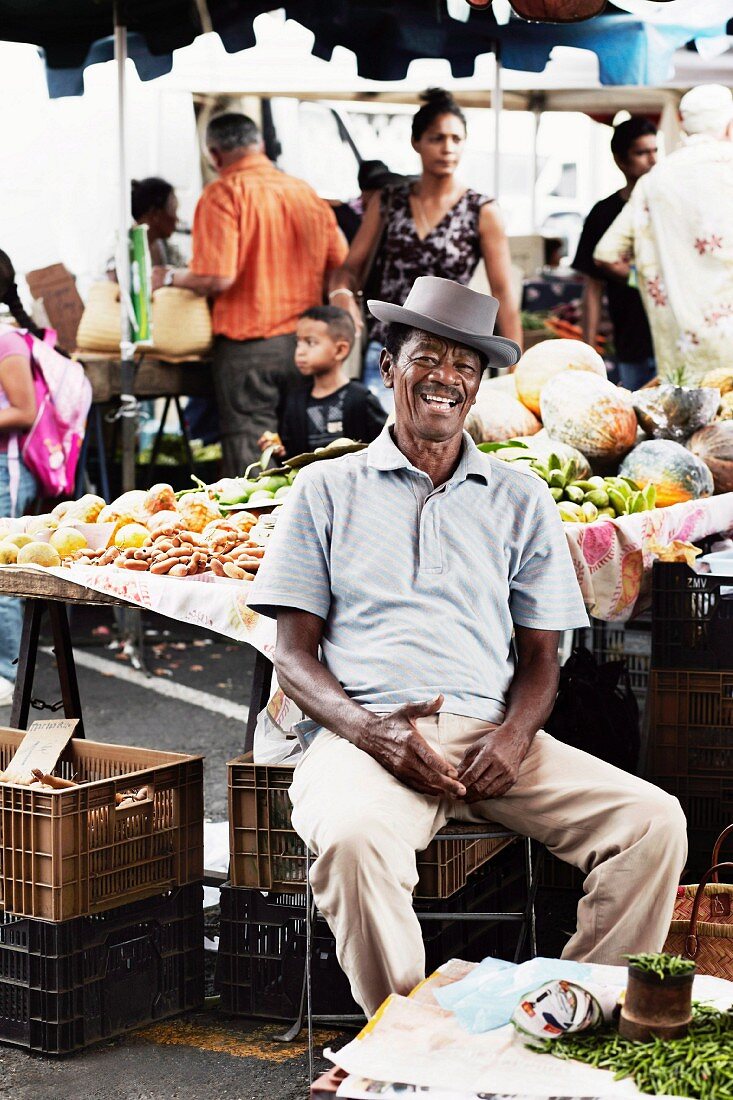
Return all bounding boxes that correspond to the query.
[295,319,343,377]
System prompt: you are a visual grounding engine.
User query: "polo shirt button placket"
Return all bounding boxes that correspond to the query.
[418,493,443,574]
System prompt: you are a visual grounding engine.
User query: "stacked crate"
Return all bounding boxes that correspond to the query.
[0,727,205,1053]
[645,563,733,876]
[217,753,523,1019]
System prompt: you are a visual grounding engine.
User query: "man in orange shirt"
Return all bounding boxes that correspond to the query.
[152,113,348,472]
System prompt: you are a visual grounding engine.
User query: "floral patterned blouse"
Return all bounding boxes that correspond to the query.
[594,136,733,383]
[368,182,492,345]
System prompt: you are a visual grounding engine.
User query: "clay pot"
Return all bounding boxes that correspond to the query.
[619,964,695,1042]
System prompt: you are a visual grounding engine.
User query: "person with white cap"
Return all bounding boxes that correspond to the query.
[594,84,733,383]
[247,275,688,1017]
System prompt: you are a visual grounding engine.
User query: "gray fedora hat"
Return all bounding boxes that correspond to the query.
[368,276,521,369]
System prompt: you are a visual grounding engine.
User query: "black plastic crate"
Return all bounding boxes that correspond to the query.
[0,883,204,1054]
[651,563,733,671]
[216,847,527,1021]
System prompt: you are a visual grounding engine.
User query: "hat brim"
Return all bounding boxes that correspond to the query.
[367,300,521,369]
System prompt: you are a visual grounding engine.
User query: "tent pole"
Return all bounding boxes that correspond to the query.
[493,44,502,201]
[114,5,136,494]
[531,105,540,232]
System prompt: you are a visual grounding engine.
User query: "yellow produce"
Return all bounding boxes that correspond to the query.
[701,367,733,396]
[514,339,607,417]
[3,533,33,550]
[106,512,145,542]
[0,543,18,564]
[98,490,147,523]
[50,527,88,560]
[51,499,74,522]
[26,514,58,535]
[142,483,177,515]
[17,542,61,567]
[114,523,150,550]
[65,494,106,523]
[177,493,221,534]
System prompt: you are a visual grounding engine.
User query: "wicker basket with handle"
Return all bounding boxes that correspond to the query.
[665,856,733,978]
[76,282,212,359]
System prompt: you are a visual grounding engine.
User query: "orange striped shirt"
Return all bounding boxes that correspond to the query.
[190,154,348,342]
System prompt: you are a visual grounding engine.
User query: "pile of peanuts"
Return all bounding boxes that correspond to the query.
[64,521,264,581]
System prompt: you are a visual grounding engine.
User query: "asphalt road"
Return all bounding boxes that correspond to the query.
[0,604,579,1099]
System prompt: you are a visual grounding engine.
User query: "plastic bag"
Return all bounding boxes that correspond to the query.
[546,647,639,773]
[633,383,720,442]
[252,675,305,765]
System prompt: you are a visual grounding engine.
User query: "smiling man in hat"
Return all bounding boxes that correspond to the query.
[247,276,687,1017]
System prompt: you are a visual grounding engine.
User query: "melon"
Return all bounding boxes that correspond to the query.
[540,372,637,462]
[687,422,733,494]
[464,387,541,444]
[514,339,606,416]
[619,439,714,508]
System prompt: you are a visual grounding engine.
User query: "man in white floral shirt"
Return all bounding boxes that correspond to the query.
[594,84,733,383]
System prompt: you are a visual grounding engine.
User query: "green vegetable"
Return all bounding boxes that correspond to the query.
[549,469,566,490]
[584,489,609,509]
[608,487,629,516]
[549,487,564,502]
[532,1003,731,1098]
[626,952,697,980]
[477,440,529,453]
[581,501,598,523]
[564,485,585,505]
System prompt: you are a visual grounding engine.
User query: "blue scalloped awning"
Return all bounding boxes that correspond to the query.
[0,0,730,96]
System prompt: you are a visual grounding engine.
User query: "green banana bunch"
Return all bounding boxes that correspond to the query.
[549,468,657,523]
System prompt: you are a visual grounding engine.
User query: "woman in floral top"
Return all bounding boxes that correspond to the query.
[329,89,521,409]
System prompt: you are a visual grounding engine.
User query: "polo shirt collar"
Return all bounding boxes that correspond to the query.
[367,426,490,485]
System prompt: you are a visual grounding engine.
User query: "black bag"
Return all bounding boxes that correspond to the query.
[545,647,640,773]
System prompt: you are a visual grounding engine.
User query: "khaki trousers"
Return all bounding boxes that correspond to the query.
[290,714,687,1017]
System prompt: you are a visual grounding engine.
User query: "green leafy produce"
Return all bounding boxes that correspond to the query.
[626,953,697,980]
[533,1003,731,1098]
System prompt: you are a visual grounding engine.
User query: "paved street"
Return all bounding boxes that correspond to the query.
[0,605,577,1099]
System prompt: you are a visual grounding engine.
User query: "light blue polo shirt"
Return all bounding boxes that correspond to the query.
[248,427,589,725]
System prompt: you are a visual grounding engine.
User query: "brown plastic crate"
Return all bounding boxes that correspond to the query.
[0,727,203,921]
[227,754,511,899]
[646,671,733,777]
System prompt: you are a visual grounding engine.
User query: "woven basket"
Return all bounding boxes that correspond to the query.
[76,283,212,359]
[75,280,120,353]
[664,860,733,978]
[151,288,212,359]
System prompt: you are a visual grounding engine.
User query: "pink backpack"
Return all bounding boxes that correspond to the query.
[19,331,92,498]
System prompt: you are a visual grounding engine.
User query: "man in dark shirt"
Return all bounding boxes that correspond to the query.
[573,117,658,390]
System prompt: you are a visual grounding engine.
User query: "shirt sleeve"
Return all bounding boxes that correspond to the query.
[246,468,332,621]
[0,330,29,364]
[190,183,239,279]
[572,205,605,279]
[509,487,589,630]
[593,194,636,267]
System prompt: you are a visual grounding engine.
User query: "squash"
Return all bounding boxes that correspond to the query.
[540,372,637,462]
[464,387,541,444]
[514,339,606,416]
[701,367,733,396]
[632,384,720,441]
[687,422,733,494]
[619,440,714,508]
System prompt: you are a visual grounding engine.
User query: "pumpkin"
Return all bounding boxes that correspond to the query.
[514,339,606,416]
[701,367,733,396]
[540,372,637,461]
[619,440,714,508]
[687,422,733,494]
[512,429,592,479]
[633,384,720,442]
[464,387,541,444]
